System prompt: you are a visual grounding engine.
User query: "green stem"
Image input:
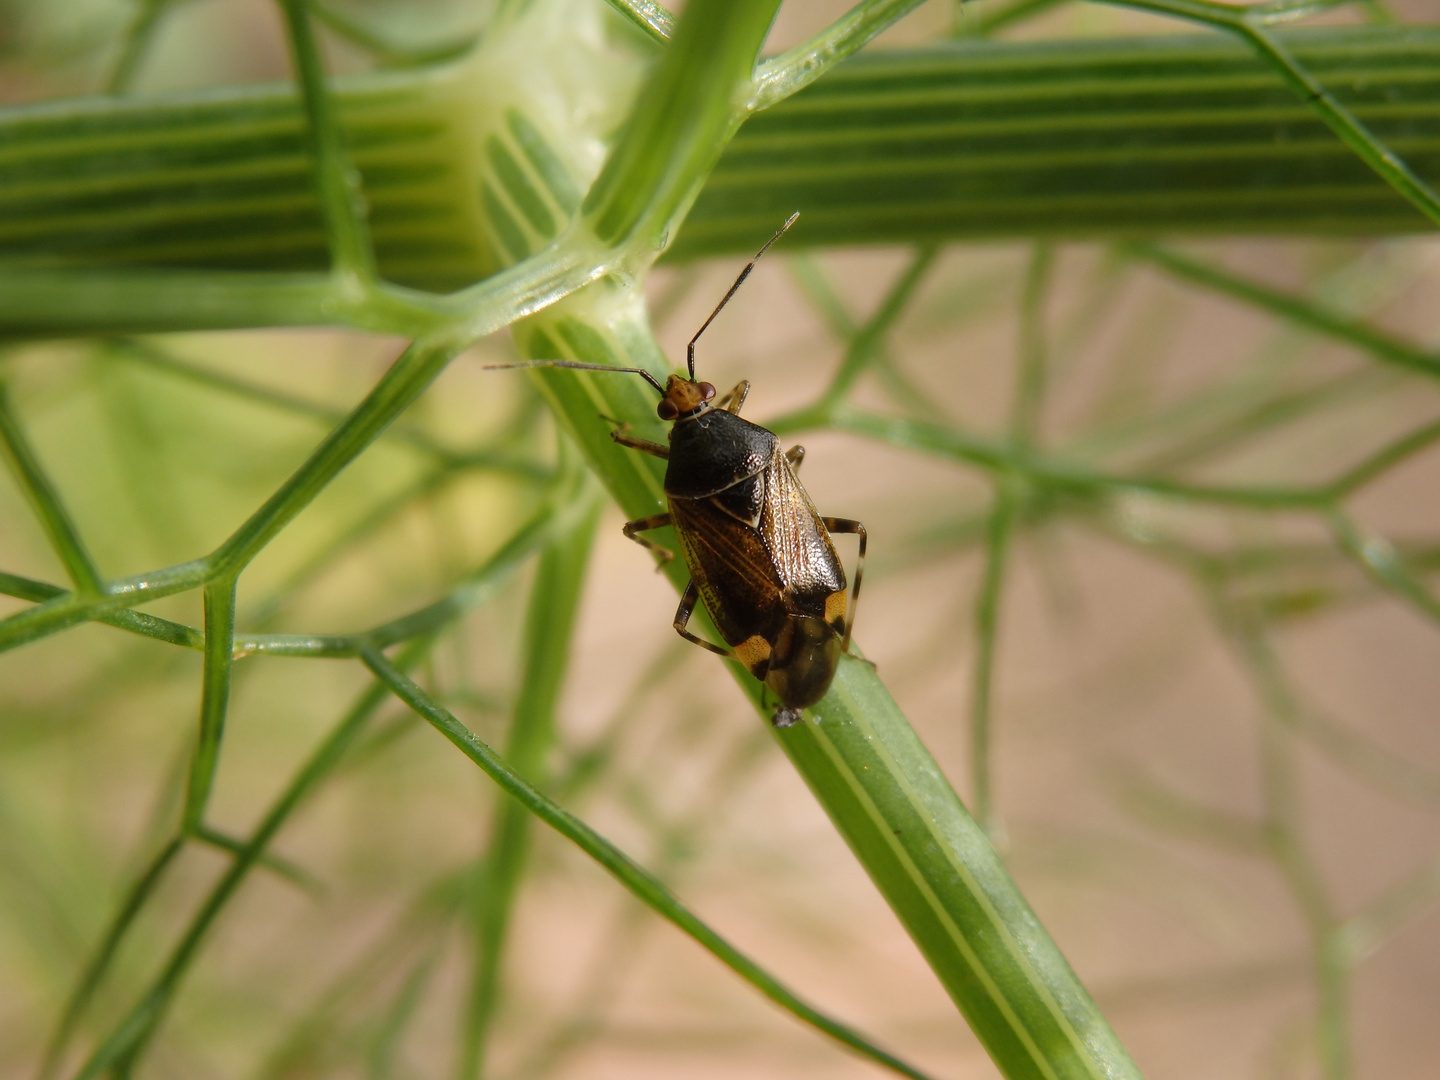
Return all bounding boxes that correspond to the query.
[1090,1,1440,227]
[750,0,932,109]
[275,0,378,284]
[38,837,185,1080]
[1126,243,1440,380]
[210,337,459,575]
[107,0,176,94]
[777,664,1140,1079]
[822,407,1330,509]
[1012,243,1054,443]
[184,578,238,833]
[1328,415,1440,496]
[0,571,201,647]
[362,646,941,1080]
[1231,617,1348,1078]
[971,478,1019,834]
[1,29,1437,305]
[0,379,104,595]
[1327,508,1440,624]
[581,0,782,251]
[458,491,601,1080]
[822,245,939,407]
[67,639,436,1080]
[602,0,676,43]
[680,28,1440,257]
[956,0,1070,36]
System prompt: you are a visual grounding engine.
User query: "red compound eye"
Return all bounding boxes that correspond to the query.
[699,382,716,401]
[657,398,679,421]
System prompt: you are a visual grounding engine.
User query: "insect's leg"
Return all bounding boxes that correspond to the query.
[822,518,866,653]
[674,580,734,657]
[611,427,669,458]
[785,444,805,473]
[716,381,750,415]
[623,514,676,564]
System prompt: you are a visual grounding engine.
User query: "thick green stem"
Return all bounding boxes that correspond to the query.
[581,0,782,251]
[0,28,1435,320]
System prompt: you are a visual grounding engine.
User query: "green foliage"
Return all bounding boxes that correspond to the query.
[1,1,1438,1079]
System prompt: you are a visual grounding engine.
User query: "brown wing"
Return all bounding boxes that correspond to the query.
[757,447,846,618]
[670,493,789,648]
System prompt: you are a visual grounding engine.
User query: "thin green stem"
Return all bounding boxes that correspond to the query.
[820,407,1330,509]
[309,0,478,65]
[275,0,378,284]
[37,837,184,1080]
[0,571,201,648]
[1126,244,1440,381]
[822,246,939,408]
[1,492,564,660]
[0,380,104,596]
[194,826,322,894]
[1092,1,1440,227]
[0,269,446,338]
[601,0,677,43]
[458,491,600,1080]
[956,0,1070,36]
[1109,768,1270,855]
[1239,620,1348,1079]
[108,337,515,470]
[971,477,1019,835]
[751,0,932,110]
[1338,851,1440,963]
[1012,243,1054,445]
[358,499,573,651]
[362,646,940,1080]
[68,639,435,1080]
[107,0,180,94]
[210,338,460,576]
[1327,508,1440,625]
[1327,416,1440,497]
[184,578,237,833]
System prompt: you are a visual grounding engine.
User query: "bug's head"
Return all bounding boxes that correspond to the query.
[657,375,716,421]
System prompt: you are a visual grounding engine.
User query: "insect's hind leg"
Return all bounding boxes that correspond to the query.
[623,513,676,565]
[674,580,733,658]
[822,518,867,653]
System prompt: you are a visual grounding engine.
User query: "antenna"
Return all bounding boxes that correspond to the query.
[484,359,666,396]
[686,212,799,379]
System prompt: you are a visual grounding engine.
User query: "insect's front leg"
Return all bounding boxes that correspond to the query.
[716,380,750,415]
[673,580,734,658]
[610,424,669,458]
[822,517,866,653]
[623,513,676,565]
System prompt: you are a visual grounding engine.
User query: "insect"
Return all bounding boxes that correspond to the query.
[493,215,865,726]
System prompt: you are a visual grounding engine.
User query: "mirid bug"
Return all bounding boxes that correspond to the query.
[493,215,865,726]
